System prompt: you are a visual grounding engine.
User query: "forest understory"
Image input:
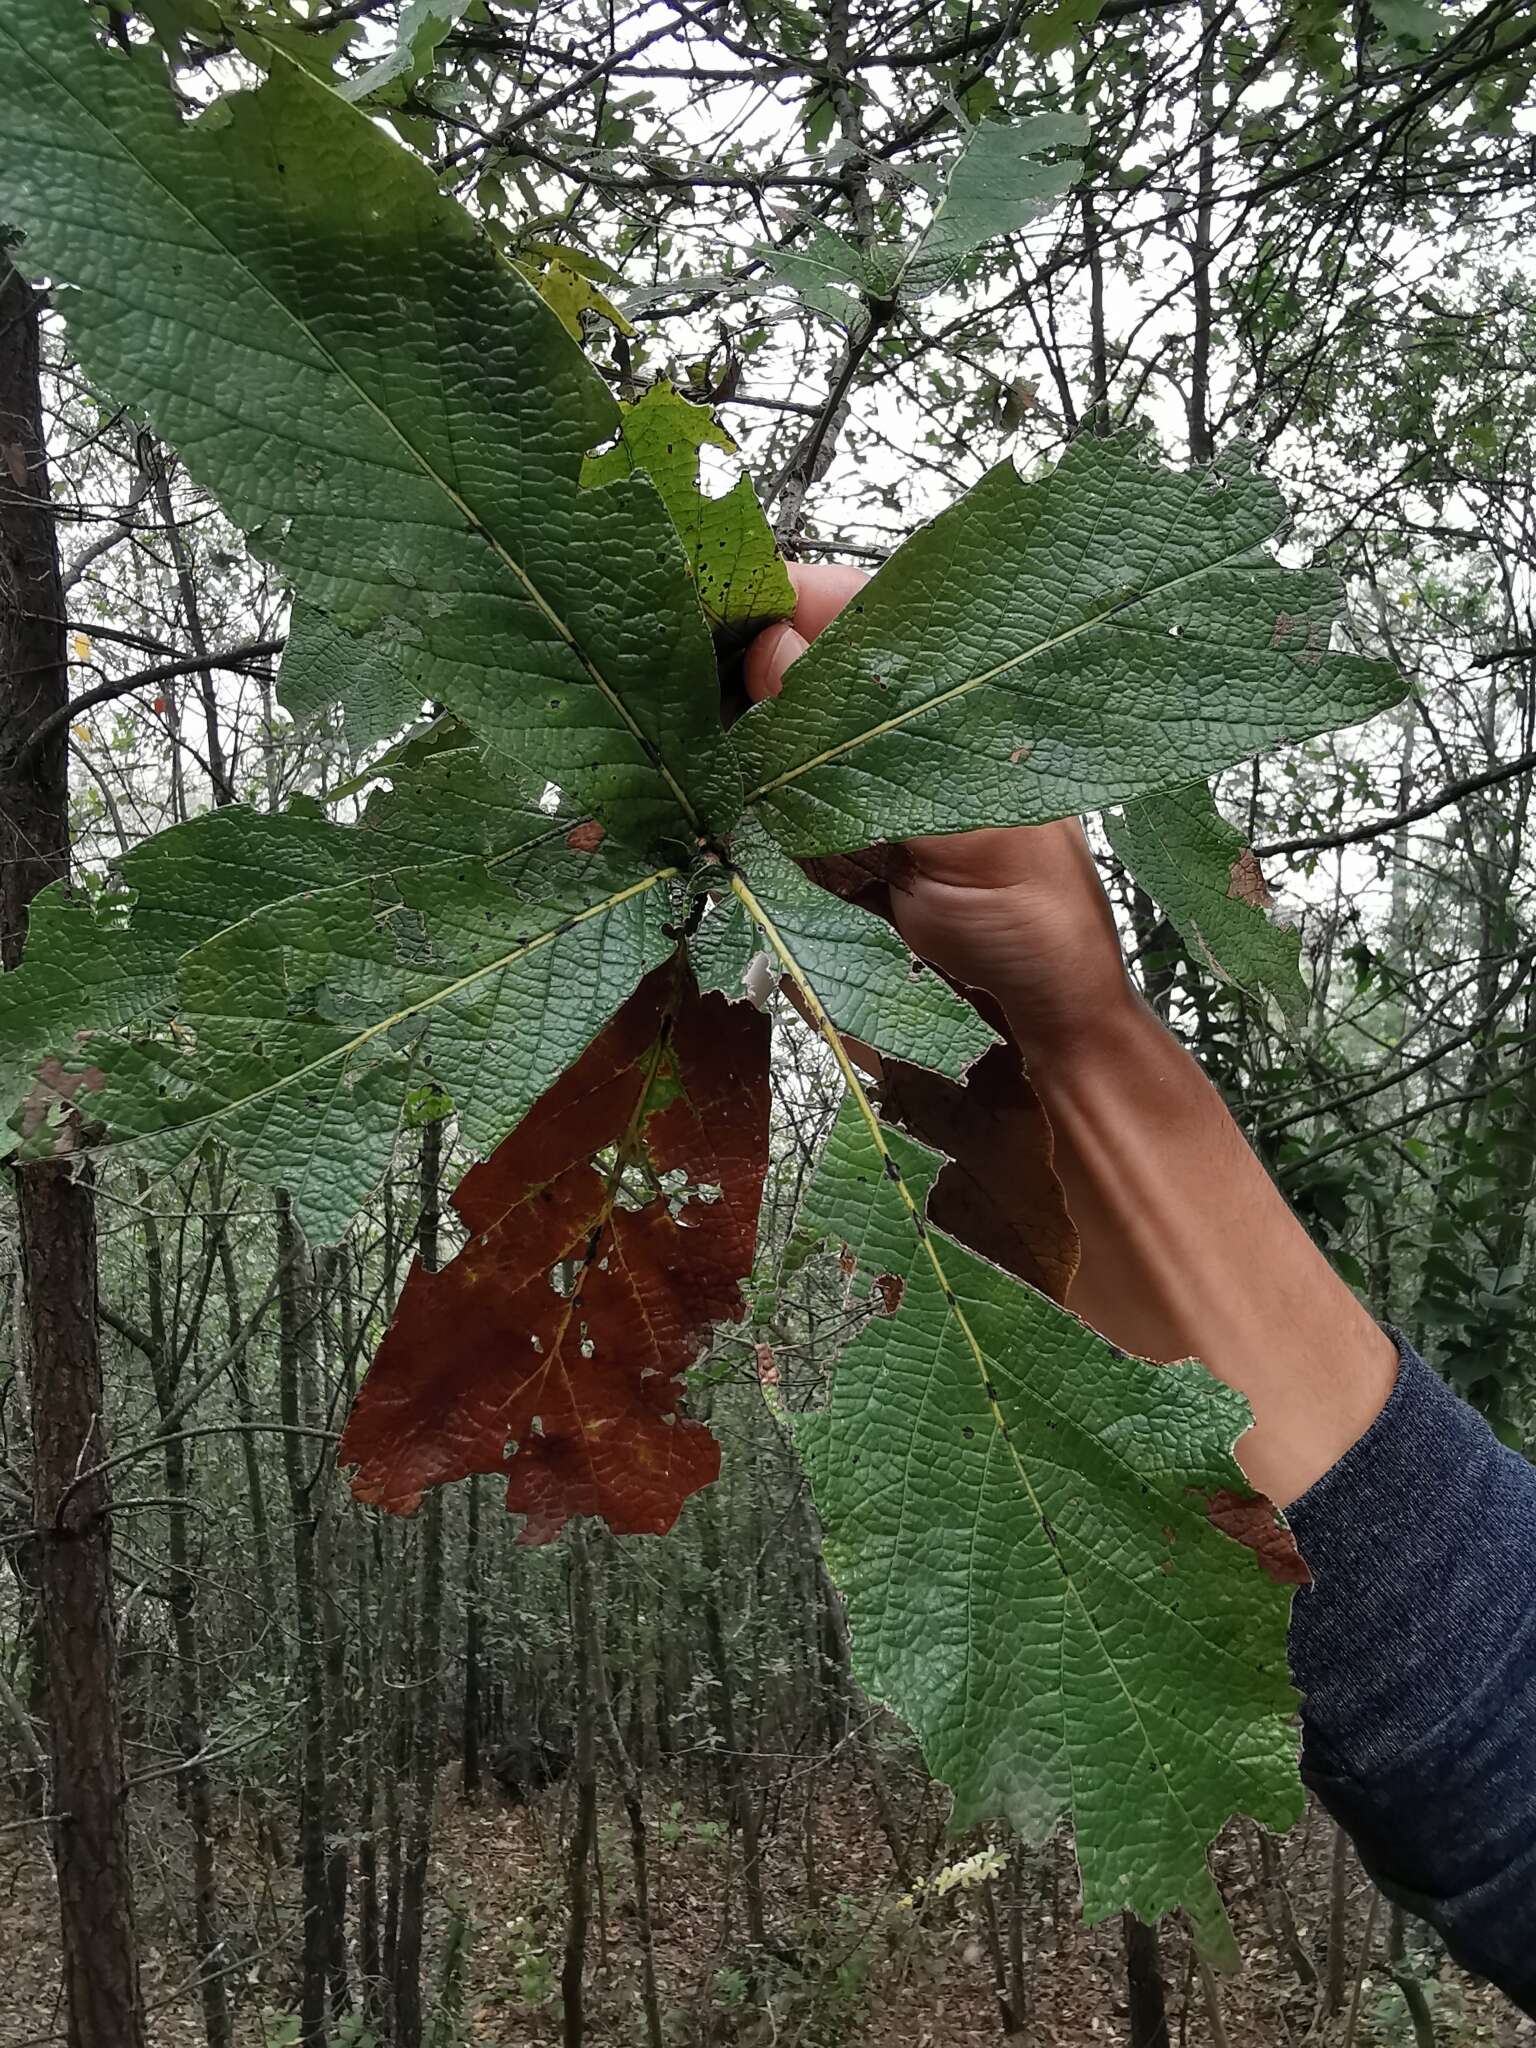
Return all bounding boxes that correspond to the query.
[2,1765,1524,2048]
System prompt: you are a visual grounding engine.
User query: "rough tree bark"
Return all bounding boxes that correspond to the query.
[0,242,148,2048]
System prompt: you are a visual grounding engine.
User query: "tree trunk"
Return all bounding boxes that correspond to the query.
[1121,1912,1170,2048]
[1325,1820,1352,2015]
[140,1193,232,2048]
[1004,1839,1031,2036]
[1194,1947,1231,2048]
[697,1489,770,1952]
[1387,1904,1437,2048]
[356,1522,385,2026]
[575,1528,664,2048]
[277,1194,331,2048]
[0,242,147,2048]
[382,1520,411,2005]
[1257,1826,1316,1990]
[140,437,234,806]
[393,1119,447,2048]
[561,1535,599,2048]
[815,1549,911,1888]
[461,1473,483,1803]
[979,1868,1024,2035]
[311,1251,353,2023]
[211,1181,282,1659]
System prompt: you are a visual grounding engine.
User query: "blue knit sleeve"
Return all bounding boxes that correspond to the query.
[1286,1338,1536,2013]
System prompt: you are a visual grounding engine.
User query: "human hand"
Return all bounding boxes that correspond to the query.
[742,564,1134,1055]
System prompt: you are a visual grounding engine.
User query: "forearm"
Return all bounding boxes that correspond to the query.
[1005,987,1536,2007]
[999,985,1397,1506]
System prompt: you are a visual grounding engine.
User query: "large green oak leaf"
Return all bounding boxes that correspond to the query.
[0,0,735,855]
[797,1102,1305,1953]
[3,751,678,1239]
[738,436,1404,855]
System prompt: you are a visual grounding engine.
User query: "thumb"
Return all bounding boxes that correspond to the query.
[743,619,809,704]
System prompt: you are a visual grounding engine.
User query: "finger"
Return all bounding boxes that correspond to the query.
[904,820,1091,889]
[742,562,869,705]
[743,619,809,703]
[786,561,869,640]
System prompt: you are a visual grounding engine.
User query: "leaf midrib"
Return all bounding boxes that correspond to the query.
[0,18,703,834]
[733,867,1238,1883]
[87,865,675,1157]
[742,533,1281,805]
[515,962,683,1424]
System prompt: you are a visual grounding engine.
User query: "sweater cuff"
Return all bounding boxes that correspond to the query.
[1287,1335,1536,1780]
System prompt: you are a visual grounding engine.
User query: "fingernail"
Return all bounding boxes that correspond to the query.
[745,623,809,702]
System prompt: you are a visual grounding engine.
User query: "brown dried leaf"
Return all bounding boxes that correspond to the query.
[878,1036,1080,1304]
[18,1054,105,1147]
[340,955,770,1542]
[796,849,1080,1303]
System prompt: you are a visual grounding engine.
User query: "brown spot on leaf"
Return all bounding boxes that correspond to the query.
[340,957,770,1543]
[1226,848,1273,910]
[565,820,606,852]
[871,1272,905,1316]
[1009,744,1033,765]
[1193,1486,1312,1586]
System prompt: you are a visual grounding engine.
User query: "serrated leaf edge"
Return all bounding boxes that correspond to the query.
[729,865,1243,1936]
[0,16,709,839]
[71,861,676,1164]
[743,515,1290,808]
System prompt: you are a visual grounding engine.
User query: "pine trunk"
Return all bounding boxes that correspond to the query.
[0,242,147,2048]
